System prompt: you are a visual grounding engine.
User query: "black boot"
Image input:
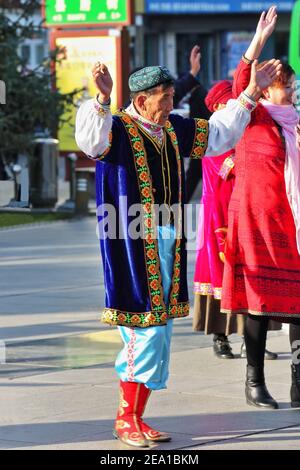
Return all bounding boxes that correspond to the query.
[245,365,278,409]
[213,335,234,359]
[291,364,300,408]
[241,341,278,360]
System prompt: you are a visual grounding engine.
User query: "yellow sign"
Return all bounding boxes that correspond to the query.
[55,35,118,152]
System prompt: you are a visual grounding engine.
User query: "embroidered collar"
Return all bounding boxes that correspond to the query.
[125,102,164,145]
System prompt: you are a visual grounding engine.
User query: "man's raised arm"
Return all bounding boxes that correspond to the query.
[75,62,113,159]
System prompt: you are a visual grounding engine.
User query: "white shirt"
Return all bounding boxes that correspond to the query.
[75,94,255,159]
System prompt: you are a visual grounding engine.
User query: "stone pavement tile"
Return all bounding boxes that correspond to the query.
[145,392,300,433]
[0,333,295,450]
[0,439,40,450]
[167,363,287,398]
[7,363,117,385]
[187,425,300,450]
[0,382,119,425]
[166,334,292,399]
[10,430,188,451]
[5,338,120,372]
[169,375,293,409]
[0,363,59,380]
[0,421,109,449]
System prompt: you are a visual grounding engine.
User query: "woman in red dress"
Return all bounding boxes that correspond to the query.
[221,6,300,409]
[193,81,243,359]
[193,82,280,359]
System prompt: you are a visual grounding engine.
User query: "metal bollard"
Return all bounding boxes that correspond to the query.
[75,169,90,215]
[67,153,77,203]
[0,340,6,364]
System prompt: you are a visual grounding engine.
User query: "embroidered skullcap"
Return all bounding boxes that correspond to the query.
[205,80,233,112]
[129,66,175,92]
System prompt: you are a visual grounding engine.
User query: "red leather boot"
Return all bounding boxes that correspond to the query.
[138,384,171,442]
[114,381,149,447]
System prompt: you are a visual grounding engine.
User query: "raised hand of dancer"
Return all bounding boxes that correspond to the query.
[245,58,281,101]
[92,62,113,104]
[256,5,278,42]
[189,45,201,77]
[245,6,278,61]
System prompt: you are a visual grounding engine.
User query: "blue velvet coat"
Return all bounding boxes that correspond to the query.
[95,112,208,328]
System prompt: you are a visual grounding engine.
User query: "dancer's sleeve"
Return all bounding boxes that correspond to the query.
[75,99,113,160]
[232,57,252,98]
[203,92,256,157]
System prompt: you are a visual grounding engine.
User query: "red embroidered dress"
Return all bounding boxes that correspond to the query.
[221,59,300,320]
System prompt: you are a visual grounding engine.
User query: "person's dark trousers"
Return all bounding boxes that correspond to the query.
[244,315,278,409]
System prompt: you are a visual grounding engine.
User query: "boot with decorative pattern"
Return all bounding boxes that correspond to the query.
[138,384,171,442]
[113,381,149,448]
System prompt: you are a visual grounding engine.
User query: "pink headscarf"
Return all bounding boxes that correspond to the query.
[261,99,300,253]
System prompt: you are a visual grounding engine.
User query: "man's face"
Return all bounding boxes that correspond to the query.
[142,85,174,126]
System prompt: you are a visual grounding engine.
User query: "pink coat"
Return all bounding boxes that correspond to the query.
[194,150,235,299]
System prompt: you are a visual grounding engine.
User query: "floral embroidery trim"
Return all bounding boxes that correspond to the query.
[164,119,183,310]
[93,96,111,116]
[218,154,235,180]
[168,302,190,319]
[221,308,300,317]
[96,130,113,160]
[127,329,136,381]
[194,282,222,300]
[190,118,209,159]
[238,92,256,112]
[101,303,190,327]
[97,113,190,328]
[120,113,165,315]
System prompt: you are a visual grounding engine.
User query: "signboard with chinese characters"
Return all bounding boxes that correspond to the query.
[145,0,294,14]
[50,30,123,152]
[43,0,133,26]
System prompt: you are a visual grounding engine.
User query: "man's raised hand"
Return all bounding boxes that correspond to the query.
[92,62,113,103]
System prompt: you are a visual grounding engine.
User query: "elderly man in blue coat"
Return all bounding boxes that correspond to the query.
[75,59,280,447]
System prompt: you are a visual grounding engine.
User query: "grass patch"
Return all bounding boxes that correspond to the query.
[0,212,74,228]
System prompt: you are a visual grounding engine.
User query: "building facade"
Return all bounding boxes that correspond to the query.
[134,0,295,89]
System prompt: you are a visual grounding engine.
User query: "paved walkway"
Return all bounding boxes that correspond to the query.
[0,219,299,450]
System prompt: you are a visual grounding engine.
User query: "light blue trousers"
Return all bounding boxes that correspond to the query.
[115,225,176,390]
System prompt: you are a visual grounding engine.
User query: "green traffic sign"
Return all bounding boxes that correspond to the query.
[44,0,130,26]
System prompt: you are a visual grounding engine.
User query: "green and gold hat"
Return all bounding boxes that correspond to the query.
[128,66,174,92]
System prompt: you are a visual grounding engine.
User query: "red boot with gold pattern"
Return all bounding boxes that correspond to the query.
[138,384,171,442]
[113,381,149,448]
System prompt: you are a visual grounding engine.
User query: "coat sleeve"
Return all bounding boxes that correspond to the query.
[198,93,256,158]
[232,57,252,99]
[175,91,256,159]
[75,99,113,160]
